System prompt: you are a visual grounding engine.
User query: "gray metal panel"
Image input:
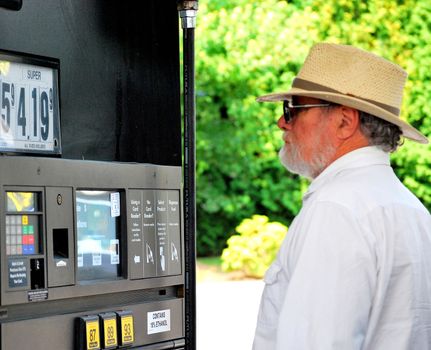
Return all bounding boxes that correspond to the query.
[1,299,184,349]
[46,187,75,287]
[0,157,183,307]
[0,157,181,189]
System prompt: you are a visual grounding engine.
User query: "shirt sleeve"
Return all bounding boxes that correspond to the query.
[276,201,377,350]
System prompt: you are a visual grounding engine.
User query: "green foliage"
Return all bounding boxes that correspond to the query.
[221,215,287,278]
[195,0,431,257]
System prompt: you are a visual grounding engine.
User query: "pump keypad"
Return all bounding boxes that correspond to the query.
[6,215,39,256]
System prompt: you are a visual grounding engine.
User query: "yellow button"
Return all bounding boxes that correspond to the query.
[22,215,28,225]
[103,318,118,348]
[121,315,134,344]
[86,320,100,350]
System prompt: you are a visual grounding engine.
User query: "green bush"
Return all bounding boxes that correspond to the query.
[195,0,431,257]
[221,215,288,278]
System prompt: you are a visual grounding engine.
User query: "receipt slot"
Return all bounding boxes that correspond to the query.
[0,157,185,349]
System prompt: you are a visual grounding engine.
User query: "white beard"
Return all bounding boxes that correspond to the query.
[278,127,336,180]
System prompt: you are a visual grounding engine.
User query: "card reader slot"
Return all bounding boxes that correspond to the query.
[30,258,44,290]
[46,187,75,287]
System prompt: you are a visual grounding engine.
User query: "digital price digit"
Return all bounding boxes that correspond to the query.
[17,86,26,137]
[1,81,13,132]
[40,88,50,141]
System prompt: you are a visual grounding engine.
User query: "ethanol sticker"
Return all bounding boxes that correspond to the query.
[147,309,171,335]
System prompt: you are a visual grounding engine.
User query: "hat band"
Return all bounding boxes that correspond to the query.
[292,78,400,116]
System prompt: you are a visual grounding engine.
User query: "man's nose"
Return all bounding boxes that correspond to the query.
[277,115,292,130]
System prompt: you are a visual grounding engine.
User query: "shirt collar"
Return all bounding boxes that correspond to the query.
[303,146,390,200]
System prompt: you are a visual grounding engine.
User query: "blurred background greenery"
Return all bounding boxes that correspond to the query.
[194,0,431,275]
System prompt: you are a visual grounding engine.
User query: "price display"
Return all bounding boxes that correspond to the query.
[0,52,61,154]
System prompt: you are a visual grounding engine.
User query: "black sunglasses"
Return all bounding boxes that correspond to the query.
[283,100,332,124]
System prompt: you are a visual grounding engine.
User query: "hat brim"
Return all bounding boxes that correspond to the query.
[257,87,428,144]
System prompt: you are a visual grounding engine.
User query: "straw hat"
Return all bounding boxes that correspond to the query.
[257,43,428,144]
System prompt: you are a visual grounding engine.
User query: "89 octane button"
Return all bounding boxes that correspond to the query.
[99,312,118,349]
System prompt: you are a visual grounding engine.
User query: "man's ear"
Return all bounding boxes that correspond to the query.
[336,106,360,140]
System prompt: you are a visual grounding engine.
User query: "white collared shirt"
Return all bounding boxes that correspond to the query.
[253,146,431,350]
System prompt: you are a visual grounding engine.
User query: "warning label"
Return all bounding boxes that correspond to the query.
[147,309,171,335]
[8,258,28,288]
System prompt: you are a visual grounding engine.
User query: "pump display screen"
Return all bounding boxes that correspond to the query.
[76,190,122,281]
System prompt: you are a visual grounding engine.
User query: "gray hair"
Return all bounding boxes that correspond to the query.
[359,111,403,152]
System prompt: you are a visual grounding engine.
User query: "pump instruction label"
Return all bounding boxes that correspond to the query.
[8,258,28,288]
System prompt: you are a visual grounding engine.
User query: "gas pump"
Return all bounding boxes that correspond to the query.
[0,1,196,349]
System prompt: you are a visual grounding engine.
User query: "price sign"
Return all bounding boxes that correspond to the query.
[0,52,61,154]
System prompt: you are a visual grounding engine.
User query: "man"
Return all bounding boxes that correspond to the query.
[252,43,431,349]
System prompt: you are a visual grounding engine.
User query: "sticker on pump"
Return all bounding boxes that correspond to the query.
[147,309,171,334]
[110,239,120,265]
[92,240,102,266]
[110,192,120,217]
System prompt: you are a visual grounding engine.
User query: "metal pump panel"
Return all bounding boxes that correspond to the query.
[0,156,185,349]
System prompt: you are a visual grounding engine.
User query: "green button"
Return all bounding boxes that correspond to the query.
[23,226,28,234]
[28,225,34,234]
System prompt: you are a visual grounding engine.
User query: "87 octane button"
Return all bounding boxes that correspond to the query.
[76,315,101,350]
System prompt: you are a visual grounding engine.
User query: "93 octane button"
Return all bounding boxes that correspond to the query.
[116,311,134,346]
